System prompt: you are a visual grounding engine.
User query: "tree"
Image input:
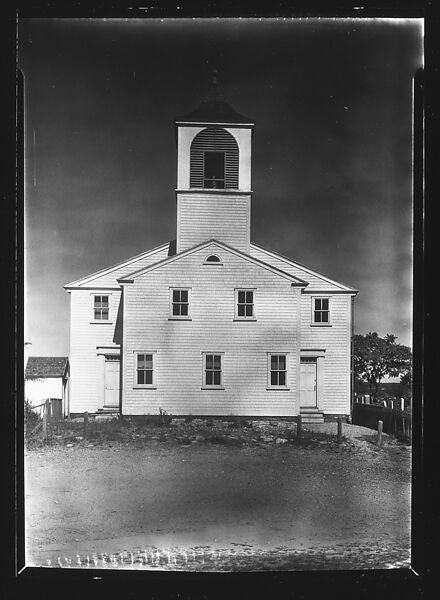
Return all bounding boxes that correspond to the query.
[353,332,412,403]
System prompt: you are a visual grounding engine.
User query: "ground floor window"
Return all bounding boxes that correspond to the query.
[268,353,288,388]
[135,352,155,386]
[203,353,223,388]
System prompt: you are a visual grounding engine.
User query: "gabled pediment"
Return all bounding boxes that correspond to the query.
[118,239,309,286]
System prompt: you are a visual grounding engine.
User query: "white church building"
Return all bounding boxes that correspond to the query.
[65,80,358,422]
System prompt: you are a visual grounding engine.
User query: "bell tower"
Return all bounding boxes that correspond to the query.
[174,72,255,254]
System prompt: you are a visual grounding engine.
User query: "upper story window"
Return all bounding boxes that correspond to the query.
[312,297,331,325]
[204,254,223,264]
[190,127,239,189]
[235,289,256,320]
[93,295,109,321]
[170,288,191,319]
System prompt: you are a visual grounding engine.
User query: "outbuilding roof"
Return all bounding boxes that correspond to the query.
[25,357,69,379]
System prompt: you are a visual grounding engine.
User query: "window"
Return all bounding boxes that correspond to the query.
[203,353,223,388]
[170,288,190,319]
[268,354,288,388]
[93,295,109,320]
[235,289,256,320]
[203,151,225,188]
[204,254,222,264]
[135,352,155,387]
[313,297,330,324]
[237,290,253,317]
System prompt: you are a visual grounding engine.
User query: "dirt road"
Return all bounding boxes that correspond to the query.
[25,424,411,571]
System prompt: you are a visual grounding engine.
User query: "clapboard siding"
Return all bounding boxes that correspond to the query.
[300,294,351,414]
[177,193,250,253]
[250,244,352,292]
[122,244,299,416]
[73,243,171,288]
[69,290,121,413]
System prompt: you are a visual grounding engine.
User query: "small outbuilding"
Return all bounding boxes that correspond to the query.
[25,357,70,417]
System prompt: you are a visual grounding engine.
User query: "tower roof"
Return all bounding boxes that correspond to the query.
[175,70,255,126]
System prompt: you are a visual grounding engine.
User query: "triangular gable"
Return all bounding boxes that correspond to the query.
[64,241,175,289]
[250,242,358,293]
[118,239,309,286]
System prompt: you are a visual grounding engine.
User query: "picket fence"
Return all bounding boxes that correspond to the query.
[352,401,411,443]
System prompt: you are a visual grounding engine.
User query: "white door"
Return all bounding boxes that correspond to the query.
[104,358,120,407]
[300,358,317,407]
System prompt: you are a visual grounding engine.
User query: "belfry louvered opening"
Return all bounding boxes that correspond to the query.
[190,127,239,189]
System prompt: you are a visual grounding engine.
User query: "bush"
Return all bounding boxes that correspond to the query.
[24,400,41,433]
[159,408,173,426]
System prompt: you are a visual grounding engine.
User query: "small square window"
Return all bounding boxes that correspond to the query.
[170,288,190,319]
[236,289,255,319]
[93,295,109,320]
[313,297,330,324]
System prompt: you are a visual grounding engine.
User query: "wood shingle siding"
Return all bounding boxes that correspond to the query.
[190,127,239,189]
[121,244,300,416]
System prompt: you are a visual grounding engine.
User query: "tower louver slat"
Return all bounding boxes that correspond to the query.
[190,128,239,189]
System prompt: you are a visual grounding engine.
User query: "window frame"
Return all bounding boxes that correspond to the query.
[201,352,225,390]
[267,353,290,390]
[90,293,112,324]
[234,288,257,321]
[133,351,157,389]
[169,287,192,320]
[311,296,332,326]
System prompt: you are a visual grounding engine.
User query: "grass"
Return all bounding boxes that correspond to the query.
[25,413,355,451]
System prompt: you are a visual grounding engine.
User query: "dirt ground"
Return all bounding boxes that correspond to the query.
[24,419,411,571]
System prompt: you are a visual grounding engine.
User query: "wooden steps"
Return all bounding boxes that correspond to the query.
[300,408,324,424]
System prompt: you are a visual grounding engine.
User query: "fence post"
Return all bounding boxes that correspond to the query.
[297,415,302,445]
[42,409,48,440]
[377,420,383,447]
[83,411,89,438]
[337,416,343,443]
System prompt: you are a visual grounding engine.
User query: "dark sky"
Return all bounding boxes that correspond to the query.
[19,17,423,356]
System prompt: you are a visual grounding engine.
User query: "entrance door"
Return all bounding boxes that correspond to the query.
[300,358,317,407]
[104,357,120,408]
